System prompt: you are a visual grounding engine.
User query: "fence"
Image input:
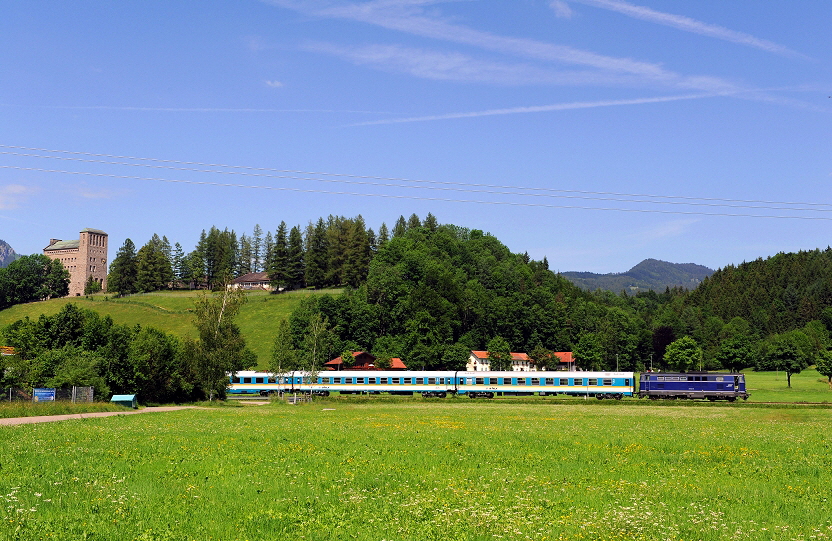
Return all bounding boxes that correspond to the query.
[1,386,95,403]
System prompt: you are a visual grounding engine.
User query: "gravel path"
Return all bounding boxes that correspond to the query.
[0,406,198,426]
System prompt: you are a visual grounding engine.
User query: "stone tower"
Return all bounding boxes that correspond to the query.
[44,228,108,296]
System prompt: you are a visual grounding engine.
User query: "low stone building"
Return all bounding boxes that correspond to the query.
[43,228,108,297]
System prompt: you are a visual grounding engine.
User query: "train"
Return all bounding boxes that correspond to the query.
[229,370,635,399]
[638,371,749,401]
[228,369,749,401]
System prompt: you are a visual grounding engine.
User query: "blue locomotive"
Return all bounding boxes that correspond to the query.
[638,371,749,401]
[228,370,636,399]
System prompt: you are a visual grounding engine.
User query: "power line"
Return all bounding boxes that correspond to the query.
[2,151,831,213]
[3,164,832,221]
[2,143,829,209]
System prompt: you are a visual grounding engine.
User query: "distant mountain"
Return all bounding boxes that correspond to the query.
[561,258,714,293]
[0,239,20,268]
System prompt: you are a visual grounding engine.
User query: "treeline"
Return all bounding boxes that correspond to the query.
[1,288,258,401]
[106,213,433,294]
[0,254,69,310]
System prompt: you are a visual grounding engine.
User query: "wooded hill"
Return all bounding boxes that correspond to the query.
[562,259,714,293]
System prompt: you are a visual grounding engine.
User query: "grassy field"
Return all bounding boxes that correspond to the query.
[0,289,342,366]
[0,401,129,419]
[1,401,830,540]
[744,367,832,403]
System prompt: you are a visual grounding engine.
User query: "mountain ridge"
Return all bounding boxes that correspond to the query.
[561,258,714,293]
[0,239,19,268]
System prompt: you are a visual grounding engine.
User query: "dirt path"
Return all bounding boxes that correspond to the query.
[0,406,199,426]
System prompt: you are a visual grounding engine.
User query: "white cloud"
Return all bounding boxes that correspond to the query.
[266,0,749,94]
[305,41,643,85]
[0,184,36,209]
[549,0,573,19]
[354,92,720,125]
[570,0,807,59]
[265,80,285,87]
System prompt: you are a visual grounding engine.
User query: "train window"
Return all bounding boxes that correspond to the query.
[428,378,436,384]
[502,377,512,385]
[476,378,484,385]
[657,377,665,381]
[531,378,540,386]
[243,377,251,384]
[625,379,630,386]
[588,378,598,386]
[368,378,376,384]
[380,378,389,384]
[404,378,412,384]
[416,378,424,384]
[573,379,583,386]
[335,378,343,384]
[323,377,331,384]
[517,378,526,385]
[602,379,612,386]
[545,378,554,385]
[716,376,724,382]
[560,378,569,386]
[356,378,365,384]
[392,378,401,384]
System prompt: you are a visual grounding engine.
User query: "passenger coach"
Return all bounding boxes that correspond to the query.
[228,370,635,399]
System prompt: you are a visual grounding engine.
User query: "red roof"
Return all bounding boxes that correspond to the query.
[470,351,530,361]
[325,352,407,370]
[553,352,574,363]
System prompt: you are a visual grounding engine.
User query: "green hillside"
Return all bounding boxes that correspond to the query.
[0,289,341,367]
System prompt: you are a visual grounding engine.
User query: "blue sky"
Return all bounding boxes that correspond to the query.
[1,0,829,273]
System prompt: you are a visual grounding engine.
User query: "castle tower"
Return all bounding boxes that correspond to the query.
[44,228,108,296]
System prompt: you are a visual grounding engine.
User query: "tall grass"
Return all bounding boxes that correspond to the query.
[1,402,829,540]
[0,401,128,418]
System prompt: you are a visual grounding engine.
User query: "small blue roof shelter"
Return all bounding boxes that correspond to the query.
[110,394,137,409]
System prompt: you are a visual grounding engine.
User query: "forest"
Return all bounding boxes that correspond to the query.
[3,212,832,402]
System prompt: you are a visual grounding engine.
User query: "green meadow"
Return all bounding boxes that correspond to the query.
[1,401,830,540]
[0,289,342,365]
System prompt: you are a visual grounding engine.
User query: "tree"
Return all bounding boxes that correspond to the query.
[423,213,438,232]
[251,224,264,273]
[44,346,110,398]
[0,254,70,309]
[529,344,552,371]
[392,215,407,238]
[269,320,298,392]
[486,336,513,371]
[573,333,605,371]
[299,312,336,390]
[377,222,390,247]
[128,327,188,404]
[759,332,810,387]
[84,275,102,295]
[441,342,471,371]
[135,238,173,292]
[407,213,421,230]
[269,222,289,290]
[287,225,305,289]
[664,336,703,372]
[340,349,356,369]
[815,349,832,386]
[714,335,754,371]
[189,286,256,399]
[171,242,185,284]
[108,239,138,295]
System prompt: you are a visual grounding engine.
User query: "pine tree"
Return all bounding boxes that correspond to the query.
[251,224,263,273]
[171,242,185,283]
[344,215,371,287]
[287,226,305,289]
[237,234,252,276]
[377,222,389,246]
[407,213,421,230]
[393,215,407,237]
[423,212,438,232]
[108,239,138,295]
[268,222,289,290]
[304,218,328,288]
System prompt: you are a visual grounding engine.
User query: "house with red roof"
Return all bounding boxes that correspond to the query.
[325,351,407,371]
[467,350,575,371]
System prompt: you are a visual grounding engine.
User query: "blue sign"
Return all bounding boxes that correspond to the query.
[33,388,56,402]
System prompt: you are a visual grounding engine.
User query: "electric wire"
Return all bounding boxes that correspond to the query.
[2,143,829,209]
[2,164,831,221]
[1,152,829,213]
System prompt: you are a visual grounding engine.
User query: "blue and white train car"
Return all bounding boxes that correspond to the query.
[228,370,635,399]
[454,371,635,399]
